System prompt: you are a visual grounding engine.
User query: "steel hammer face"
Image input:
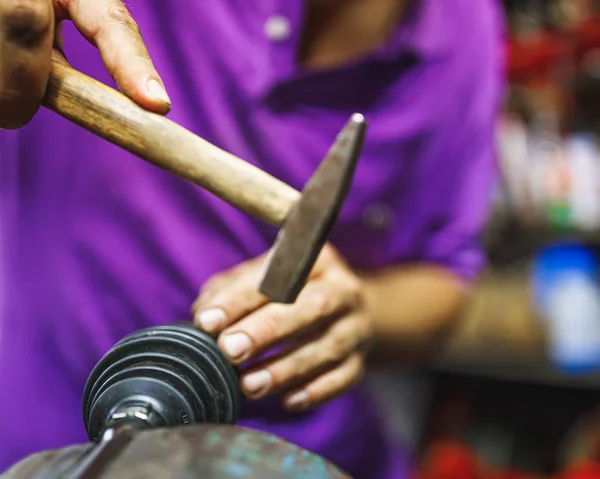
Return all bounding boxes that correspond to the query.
[258,113,367,303]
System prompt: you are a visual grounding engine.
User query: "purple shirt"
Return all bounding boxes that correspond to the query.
[0,1,505,477]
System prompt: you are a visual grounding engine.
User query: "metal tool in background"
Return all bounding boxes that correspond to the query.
[43,61,367,303]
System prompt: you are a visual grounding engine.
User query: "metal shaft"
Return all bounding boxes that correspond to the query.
[61,427,136,479]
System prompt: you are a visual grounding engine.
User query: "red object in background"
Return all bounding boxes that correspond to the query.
[577,16,600,55]
[508,33,570,83]
[497,473,540,479]
[507,13,600,84]
[559,461,600,479]
[421,440,481,479]
[416,440,600,479]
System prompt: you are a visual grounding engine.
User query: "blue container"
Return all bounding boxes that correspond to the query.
[532,242,600,373]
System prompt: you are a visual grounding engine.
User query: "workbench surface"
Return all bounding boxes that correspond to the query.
[435,268,600,390]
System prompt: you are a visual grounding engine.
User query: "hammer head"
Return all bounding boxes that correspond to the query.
[258,113,367,303]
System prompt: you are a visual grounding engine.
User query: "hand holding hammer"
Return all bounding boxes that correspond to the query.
[1,0,372,412]
[1,1,366,304]
[44,60,366,303]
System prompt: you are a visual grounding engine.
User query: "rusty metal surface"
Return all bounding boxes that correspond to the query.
[61,427,135,479]
[1,444,92,479]
[1,424,352,479]
[259,113,367,303]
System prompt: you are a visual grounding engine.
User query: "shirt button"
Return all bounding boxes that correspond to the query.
[363,202,394,231]
[264,15,291,42]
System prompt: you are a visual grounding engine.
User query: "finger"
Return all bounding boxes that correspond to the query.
[51,20,70,65]
[196,245,333,309]
[190,273,234,314]
[52,17,67,59]
[0,0,54,129]
[192,258,269,335]
[51,46,67,64]
[193,289,269,337]
[192,249,346,336]
[239,313,371,400]
[59,0,171,113]
[191,245,343,334]
[282,353,365,411]
[196,254,265,302]
[217,278,353,364]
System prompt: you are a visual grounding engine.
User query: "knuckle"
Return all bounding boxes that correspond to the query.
[202,272,229,294]
[325,332,350,364]
[267,362,293,389]
[294,361,313,379]
[320,244,336,262]
[233,259,260,281]
[1,0,52,47]
[344,276,364,306]
[297,349,321,376]
[311,291,330,318]
[263,366,281,388]
[261,314,283,340]
[199,277,217,295]
[107,2,141,37]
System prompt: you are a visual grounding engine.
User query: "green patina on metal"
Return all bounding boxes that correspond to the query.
[1,424,353,479]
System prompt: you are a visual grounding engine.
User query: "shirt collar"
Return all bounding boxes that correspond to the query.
[255,0,452,100]
[377,0,453,62]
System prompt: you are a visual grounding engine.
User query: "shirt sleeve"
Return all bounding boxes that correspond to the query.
[410,111,501,282]
[385,4,507,282]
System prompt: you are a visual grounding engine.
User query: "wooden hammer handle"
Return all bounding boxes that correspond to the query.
[43,61,300,227]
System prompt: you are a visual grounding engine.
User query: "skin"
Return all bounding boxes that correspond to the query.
[0,0,170,129]
[0,0,468,412]
[194,0,468,411]
[361,264,467,366]
[192,246,374,411]
[192,246,466,412]
[298,0,411,69]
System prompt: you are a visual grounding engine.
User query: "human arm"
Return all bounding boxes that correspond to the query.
[357,106,500,366]
[0,0,170,129]
[191,0,507,410]
[189,241,470,411]
[358,1,508,367]
[190,119,494,410]
[361,263,468,365]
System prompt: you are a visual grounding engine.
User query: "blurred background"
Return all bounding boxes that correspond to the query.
[371,1,600,478]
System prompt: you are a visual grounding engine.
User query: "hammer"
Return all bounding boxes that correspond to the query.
[42,61,367,303]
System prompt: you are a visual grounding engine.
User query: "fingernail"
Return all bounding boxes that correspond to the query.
[285,390,309,410]
[194,308,226,333]
[147,78,171,106]
[221,333,252,360]
[242,370,271,397]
